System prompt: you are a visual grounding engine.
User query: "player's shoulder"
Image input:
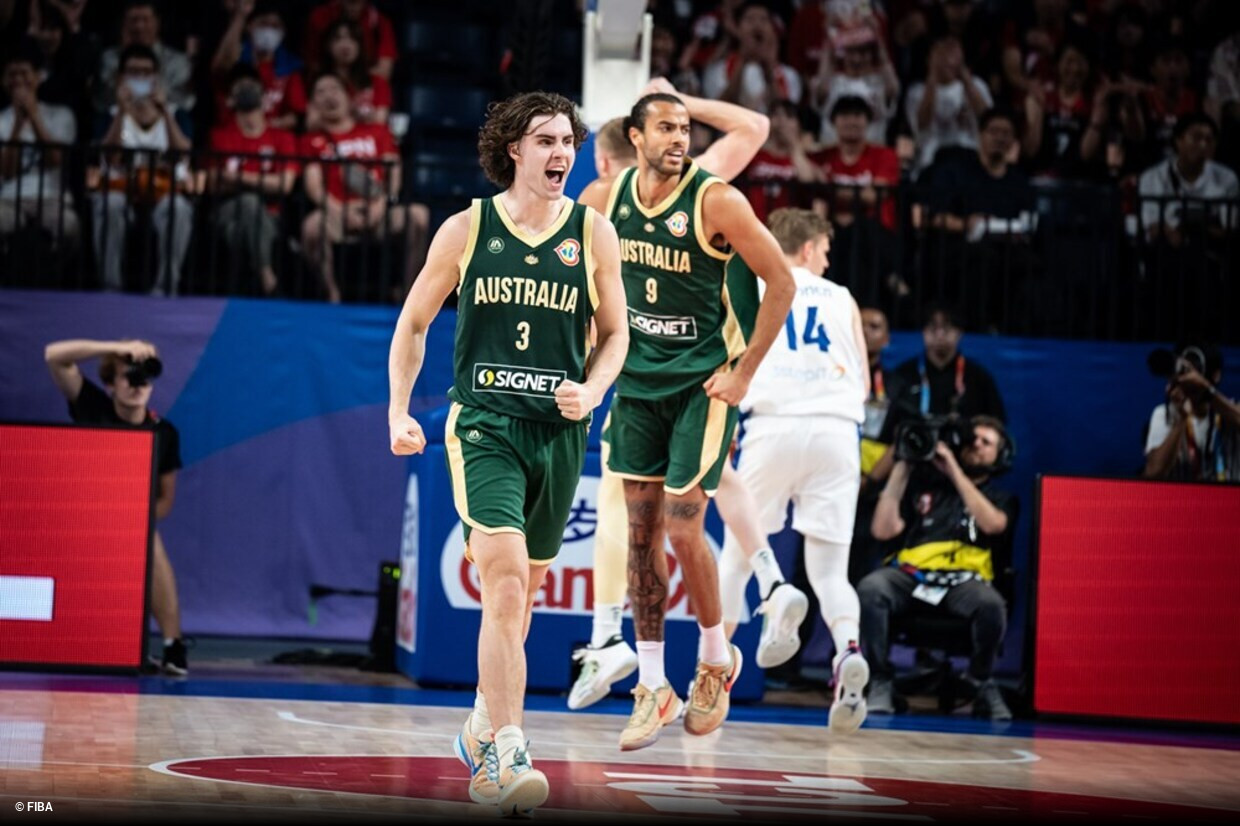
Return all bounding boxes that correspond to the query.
[578,175,618,213]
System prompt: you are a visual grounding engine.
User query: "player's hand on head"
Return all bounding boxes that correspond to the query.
[389,414,426,455]
[642,77,677,97]
[554,379,598,422]
[703,371,749,406]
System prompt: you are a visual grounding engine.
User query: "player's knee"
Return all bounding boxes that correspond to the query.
[483,572,527,616]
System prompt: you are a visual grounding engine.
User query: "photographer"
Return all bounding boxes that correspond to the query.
[859,415,1017,720]
[1143,343,1240,482]
[44,338,188,675]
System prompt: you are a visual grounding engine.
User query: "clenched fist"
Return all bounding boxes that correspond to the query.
[555,379,599,422]
[390,413,426,455]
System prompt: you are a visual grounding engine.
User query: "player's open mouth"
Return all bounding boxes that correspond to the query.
[546,169,565,185]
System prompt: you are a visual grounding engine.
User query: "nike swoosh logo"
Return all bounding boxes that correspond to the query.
[658,694,674,717]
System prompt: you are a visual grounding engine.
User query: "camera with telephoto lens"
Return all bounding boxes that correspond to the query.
[124,356,162,387]
[894,415,974,463]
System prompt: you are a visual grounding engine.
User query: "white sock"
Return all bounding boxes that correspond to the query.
[636,641,665,689]
[591,602,623,648]
[719,530,752,627]
[494,724,526,764]
[699,622,729,666]
[804,536,862,667]
[750,547,784,600]
[163,637,176,647]
[470,689,491,738]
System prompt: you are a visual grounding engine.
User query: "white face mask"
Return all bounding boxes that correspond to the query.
[126,77,154,99]
[251,26,284,53]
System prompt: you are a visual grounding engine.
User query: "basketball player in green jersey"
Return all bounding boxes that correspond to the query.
[388,92,628,815]
[570,82,808,713]
[579,89,795,750]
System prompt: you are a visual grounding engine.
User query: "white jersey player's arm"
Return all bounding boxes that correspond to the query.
[387,209,470,453]
[851,297,871,397]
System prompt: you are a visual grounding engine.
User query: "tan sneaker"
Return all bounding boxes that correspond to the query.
[684,644,743,736]
[619,682,684,751]
[496,747,549,816]
[452,714,498,804]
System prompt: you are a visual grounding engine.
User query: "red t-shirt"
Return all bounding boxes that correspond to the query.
[305,1,398,72]
[299,122,398,203]
[350,74,392,123]
[741,147,830,223]
[209,123,301,212]
[820,144,900,231]
[212,58,307,126]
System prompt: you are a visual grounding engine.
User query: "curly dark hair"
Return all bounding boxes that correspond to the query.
[477,92,587,189]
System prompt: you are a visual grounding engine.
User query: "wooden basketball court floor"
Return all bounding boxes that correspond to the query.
[2,663,1238,824]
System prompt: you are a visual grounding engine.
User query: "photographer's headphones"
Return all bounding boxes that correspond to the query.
[970,415,1016,475]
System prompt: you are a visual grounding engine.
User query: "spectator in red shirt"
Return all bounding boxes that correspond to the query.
[821,96,901,232]
[306,18,391,130]
[207,64,300,296]
[304,0,396,80]
[210,0,306,132]
[740,98,826,223]
[299,73,428,303]
[819,95,903,305]
[1022,41,1096,179]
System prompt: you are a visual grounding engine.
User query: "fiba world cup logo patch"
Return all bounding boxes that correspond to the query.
[555,238,582,266]
[665,211,689,238]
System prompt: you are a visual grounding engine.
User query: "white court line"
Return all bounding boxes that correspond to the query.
[274,711,1043,765]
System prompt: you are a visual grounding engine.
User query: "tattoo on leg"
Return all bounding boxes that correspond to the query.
[627,493,666,642]
[665,500,702,520]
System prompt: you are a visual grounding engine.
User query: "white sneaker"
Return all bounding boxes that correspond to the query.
[567,635,638,710]
[829,644,869,734]
[755,582,809,669]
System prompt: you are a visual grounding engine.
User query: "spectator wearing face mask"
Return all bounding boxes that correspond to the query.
[94,1,195,128]
[210,0,305,132]
[206,64,300,296]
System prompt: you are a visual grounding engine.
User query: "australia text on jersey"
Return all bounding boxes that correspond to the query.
[620,238,692,273]
[471,276,580,313]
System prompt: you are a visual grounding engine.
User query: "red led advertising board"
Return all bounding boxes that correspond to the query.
[1034,476,1240,724]
[0,424,154,669]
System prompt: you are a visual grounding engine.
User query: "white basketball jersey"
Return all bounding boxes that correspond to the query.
[741,267,867,422]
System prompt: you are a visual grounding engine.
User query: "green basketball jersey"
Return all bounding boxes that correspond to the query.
[724,255,760,342]
[607,160,746,399]
[448,196,598,423]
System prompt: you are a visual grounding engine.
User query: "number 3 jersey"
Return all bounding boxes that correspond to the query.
[448,196,598,423]
[606,160,746,400]
[741,266,866,422]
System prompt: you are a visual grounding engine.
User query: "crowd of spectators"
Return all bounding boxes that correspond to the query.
[1,0,1237,318]
[0,0,421,300]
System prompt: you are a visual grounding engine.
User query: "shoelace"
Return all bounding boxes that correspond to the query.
[628,686,655,721]
[482,742,500,783]
[691,666,724,708]
[509,748,532,776]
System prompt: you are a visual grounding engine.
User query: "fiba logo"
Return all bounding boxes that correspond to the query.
[665,211,689,237]
[466,429,483,443]
[555,238,581,266]
[618,204,631,219]
[487,237,504,253]
[476,368,496,386]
